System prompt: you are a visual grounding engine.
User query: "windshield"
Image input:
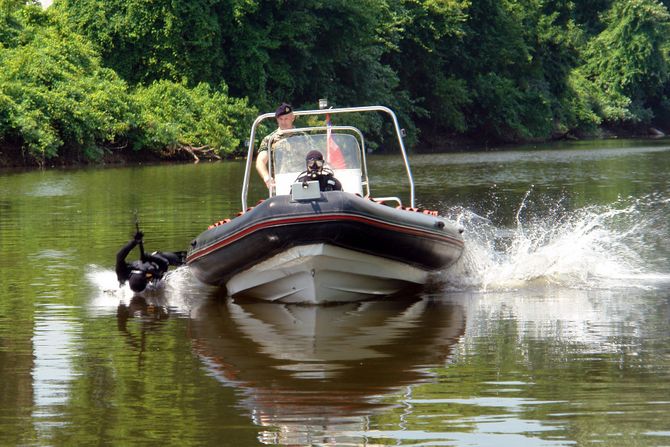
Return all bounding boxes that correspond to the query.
[241,106,414,210]
[271,133,362,174]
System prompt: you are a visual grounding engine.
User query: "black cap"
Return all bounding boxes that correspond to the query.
[305,150,323,161]
[275,103,293,117]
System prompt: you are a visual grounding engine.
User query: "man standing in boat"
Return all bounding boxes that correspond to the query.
[255,102,296,189]
[296,150,343,191]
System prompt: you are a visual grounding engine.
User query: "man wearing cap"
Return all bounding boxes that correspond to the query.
[296,150,343,192]
[255,102,296,188]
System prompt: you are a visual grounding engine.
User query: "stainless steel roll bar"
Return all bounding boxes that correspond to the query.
[241,105,415,211]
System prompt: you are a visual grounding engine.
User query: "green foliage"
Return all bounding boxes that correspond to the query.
[225,0,403,107]
[54,0,421,139]
[385,0,470,135]
[240,0,425,145]
[0,0,22,46]
[553,70,602,136]
[0,8,132,163]
[469,73,553,142]
[131,81,256,156]
[0,2,255,163]
[583,0,670,126]
[52,0,226,86]
[442,0,556,140]
[3,0,670,166]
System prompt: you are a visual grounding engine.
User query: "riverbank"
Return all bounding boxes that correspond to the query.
[0,141,211,170]
[418,124,668,153]
[1,126,667,170]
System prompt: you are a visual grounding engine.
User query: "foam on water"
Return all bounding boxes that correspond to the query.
[85,191,669,300]
[443,191,670,292]
[85,264,213,315]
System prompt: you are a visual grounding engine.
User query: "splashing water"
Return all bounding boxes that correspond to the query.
[86,191,669,300]
[443,192,670,292]
[85,265,213,314]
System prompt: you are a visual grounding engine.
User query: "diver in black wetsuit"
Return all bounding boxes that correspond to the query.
[296,150,343,191]
[116,231,186,293]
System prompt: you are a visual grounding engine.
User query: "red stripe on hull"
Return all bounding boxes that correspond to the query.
[188,213,463,263]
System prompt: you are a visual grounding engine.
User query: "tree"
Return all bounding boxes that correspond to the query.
[1,2,256,165]
[221,0,419,146]
[0,4,133,164]
[582,0,670,126]
[223,0,403,107]
[54,0,416,143]
[53,0,227,86]
[383,0,471,138]
[131,81,255,159]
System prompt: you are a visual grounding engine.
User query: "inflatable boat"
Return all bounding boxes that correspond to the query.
[187,105,464,303]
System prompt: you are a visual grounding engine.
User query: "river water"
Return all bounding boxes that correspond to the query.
[1,139,669,446]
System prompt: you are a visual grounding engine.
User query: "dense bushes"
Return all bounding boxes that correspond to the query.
[0,19,132,162]
[131,81,255,157]
[54,0,670,143]
[0,2,254,165]
[582,0,670,126]
[2,0,670,165]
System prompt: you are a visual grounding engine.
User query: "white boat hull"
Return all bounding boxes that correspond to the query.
[226,244,429,304]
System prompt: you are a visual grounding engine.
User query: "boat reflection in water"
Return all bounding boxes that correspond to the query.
[189,296,465,444]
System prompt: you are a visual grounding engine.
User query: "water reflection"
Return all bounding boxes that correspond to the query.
[189,297,465,444]
[94,280,670,446]
[114,297,172,370]
[410,287,670,446]
[31,304,81,440]
[455,286,670,351]
[1,143,668,446]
